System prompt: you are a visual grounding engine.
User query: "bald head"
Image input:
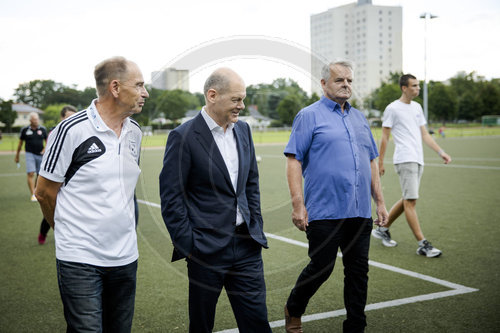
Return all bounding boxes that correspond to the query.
[94,56,136,97]
[203,68,246,130]
[203,68,245,98]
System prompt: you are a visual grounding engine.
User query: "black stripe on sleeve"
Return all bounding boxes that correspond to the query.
[44,111,88,174]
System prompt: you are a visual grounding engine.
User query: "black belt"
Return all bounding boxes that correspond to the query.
[235,223,249,235]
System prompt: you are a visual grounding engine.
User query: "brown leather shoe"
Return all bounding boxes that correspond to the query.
[284,305,303,333]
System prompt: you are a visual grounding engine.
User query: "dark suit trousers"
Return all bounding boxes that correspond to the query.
[187,225,271,333]
[286,218,372,333]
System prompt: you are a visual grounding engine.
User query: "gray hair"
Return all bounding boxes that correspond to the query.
[94,56,130,97]
[203,71,231,96]
[321,60,355,81]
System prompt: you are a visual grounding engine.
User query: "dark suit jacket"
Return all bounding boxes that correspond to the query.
[159,112,268,261]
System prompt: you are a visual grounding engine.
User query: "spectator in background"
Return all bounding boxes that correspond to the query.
[15,112,47,201]
[439,126,446,138]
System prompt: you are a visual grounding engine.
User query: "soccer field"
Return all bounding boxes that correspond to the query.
[1,135,499,332]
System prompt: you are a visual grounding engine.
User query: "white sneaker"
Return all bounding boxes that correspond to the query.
[371,227,397,247]
[416,240,442,257]
[31,194,37,202]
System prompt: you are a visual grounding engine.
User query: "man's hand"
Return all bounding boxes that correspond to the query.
[378,160,385,176]
[440,151,452,164]
[375,204,389,227]
[292,203,308,232]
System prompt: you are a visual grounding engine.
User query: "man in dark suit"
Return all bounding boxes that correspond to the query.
[159,68,271,333]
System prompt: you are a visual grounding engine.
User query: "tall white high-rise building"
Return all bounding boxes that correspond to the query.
[151,68,190,91]
[310,0,402,103]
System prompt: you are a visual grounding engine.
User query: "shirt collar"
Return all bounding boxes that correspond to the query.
[320,95,352,114]
[201,107,235,133]
[88,99,131,133]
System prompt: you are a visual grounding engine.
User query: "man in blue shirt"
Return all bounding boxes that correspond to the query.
[283,60,388,333]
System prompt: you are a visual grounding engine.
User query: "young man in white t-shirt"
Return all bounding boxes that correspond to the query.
[373,74,452,257]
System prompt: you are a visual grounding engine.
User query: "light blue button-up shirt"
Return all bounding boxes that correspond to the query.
[284,96,378,221]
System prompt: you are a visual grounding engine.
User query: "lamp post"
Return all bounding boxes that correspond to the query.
[419,12,438,123]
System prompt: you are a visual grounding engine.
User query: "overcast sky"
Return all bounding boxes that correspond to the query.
[1,0,499,100]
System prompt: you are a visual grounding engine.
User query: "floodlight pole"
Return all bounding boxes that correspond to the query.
[420,12,438,123]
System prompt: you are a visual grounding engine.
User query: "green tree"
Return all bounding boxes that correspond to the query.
[477,81,500,118]
[428,81,457,123]
[50,85,95,109]
[80,87,97,107]
[134,87,166,125]
[370,83,401,111]
[14,80,97,111]
[247,78,309,121]
[42,104,69,130]
[306,92,321,106]
[14,80,61,109]
[0,99,17,132]
[194,92,205,107]
[456,90,480,121]
[277,94,304,126]
[157,89,191,122]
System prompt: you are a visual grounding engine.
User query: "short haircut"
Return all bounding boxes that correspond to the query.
[29,112,39,120]
[399,74,417,89]
[321,60,355,81]
[203,71,231,96]
[60,105,77,118]
[94,56,129,97]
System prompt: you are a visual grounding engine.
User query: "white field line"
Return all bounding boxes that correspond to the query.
[137,199,479,332]
[0,172,25,177]
[258,154,500,170]
[424,163,500,170]
[137,199,161,208]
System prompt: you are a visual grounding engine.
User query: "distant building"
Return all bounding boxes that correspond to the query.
[240,105,272,130]
[310,0,402,102]
[12,103,44,127]
[151,68,189,91]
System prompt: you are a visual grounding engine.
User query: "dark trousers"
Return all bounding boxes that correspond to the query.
[40,218,50,236]
[187,226,271,333]
[56,259,137,333]
[286,218,372,333]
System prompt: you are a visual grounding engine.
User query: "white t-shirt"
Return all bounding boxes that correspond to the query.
[382,100,427,165]
[39,100,142,267]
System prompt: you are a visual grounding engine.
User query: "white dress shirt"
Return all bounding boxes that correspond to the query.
[201,108,244,225]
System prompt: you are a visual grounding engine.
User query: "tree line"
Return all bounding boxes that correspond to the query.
[368,71,500,123]
[1,71,499,132]
[0,78,318,131]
